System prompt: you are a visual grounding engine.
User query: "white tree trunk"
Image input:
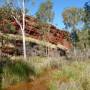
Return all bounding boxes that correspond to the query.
[10,0,27,60]
[22,0,27,60]
[22,29,26,60]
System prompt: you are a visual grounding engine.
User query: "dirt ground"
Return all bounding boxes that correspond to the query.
[5,69,57,90]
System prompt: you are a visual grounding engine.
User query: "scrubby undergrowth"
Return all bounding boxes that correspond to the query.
[49,60,90,90]
[0,56,90,90]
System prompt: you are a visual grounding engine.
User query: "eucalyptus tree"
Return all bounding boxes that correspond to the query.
[62,8,81,43]
[36,0,54,56]
[62,7,81,56]
[36,0,54,36]
[62,7,81,30]
[83,1,90,48]
[77,1,90,49]
[4,0,34,60]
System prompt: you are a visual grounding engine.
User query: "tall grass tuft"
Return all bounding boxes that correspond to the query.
[1,57,36,89]
[50,60,90,90]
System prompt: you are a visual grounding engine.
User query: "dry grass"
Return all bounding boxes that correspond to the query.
[1,55,90,90]
[49,60,90,90]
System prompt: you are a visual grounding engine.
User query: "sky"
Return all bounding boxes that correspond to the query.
[0,0,89,29]
[28,0,88,29]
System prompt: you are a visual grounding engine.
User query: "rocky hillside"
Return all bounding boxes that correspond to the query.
[0,16,72,49]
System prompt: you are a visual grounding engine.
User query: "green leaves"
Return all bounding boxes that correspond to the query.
[62,8,81,29]
[36,0,54,23]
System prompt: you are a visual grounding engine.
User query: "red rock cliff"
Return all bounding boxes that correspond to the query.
[0,16,72,49]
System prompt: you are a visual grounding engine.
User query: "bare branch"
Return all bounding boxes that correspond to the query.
[12,15,23,30]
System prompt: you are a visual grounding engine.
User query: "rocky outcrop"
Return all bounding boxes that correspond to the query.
[0,15,72,54]
[11,16,72,49]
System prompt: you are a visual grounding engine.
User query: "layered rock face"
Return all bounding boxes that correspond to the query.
[11,16,72,49]
[0,16,72,56]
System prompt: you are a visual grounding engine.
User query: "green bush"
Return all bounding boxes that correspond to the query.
[5,23,16,34]
[1,58,36,88]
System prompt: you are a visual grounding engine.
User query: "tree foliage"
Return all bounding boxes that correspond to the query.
[62,7,81,29]
[82,1,90,47]
[62,8,81,47]
[84,2,90,26]
[36,0,54,23]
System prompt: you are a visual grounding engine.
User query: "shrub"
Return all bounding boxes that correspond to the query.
[1,58,36,88]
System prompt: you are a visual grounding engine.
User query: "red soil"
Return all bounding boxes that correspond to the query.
[5,69,57,90]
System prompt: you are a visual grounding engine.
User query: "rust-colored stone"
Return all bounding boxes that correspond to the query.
[0,16,72,49]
